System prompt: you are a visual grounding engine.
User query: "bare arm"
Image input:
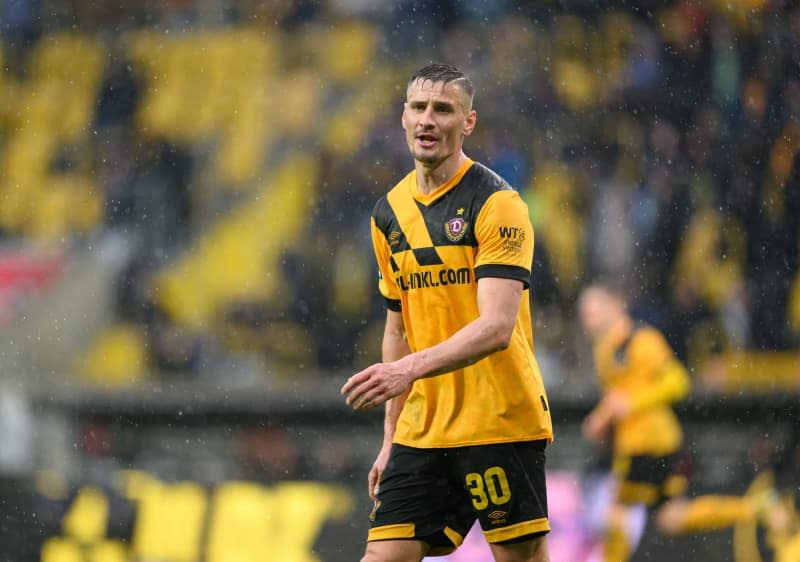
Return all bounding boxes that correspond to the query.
[341,277,523,411]
[380,309,413,445]
[366,309,411,499]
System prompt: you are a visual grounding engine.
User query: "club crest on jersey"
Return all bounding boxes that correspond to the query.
[445,217,469,242]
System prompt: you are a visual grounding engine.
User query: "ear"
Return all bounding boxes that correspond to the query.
[401,102,409,131]
[463,109,477,136]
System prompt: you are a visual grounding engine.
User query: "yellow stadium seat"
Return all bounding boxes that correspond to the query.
[88,541,128,562]
[674,209,745,310]
[524,162,583,297]
[0,32,105,240]
[0,183,40,233]
[156,154,318,328]
[553,59,597,111]
[206,482,274,562]
[26,181,74,240]
[214,101,271,186]
[268,482,354,561]
[319,21,377,83]
[3,130,57,184]
[790,273,800,334]
[206,481,354,562]
[74,324,149,385]
[130,480,208,562]
[62,486,109,543]
[704,352,800,394]
[322,67,399,155]
[41,537,83,562]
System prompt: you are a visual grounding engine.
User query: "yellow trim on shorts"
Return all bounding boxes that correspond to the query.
[443,526,464,547]
[482,518,550,543]
[663,474,688,498]
[368,523,416,541]
[618,481,660,506]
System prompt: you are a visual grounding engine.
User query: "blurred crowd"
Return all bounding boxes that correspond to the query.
[0,0,799,393]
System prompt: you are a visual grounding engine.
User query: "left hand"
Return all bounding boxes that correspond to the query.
[604,389,632,419]
[582,406,613,442]
[341,361,414,410]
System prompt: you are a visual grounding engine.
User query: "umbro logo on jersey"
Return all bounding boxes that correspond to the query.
[388,231,401,246]
[445,216,469,242]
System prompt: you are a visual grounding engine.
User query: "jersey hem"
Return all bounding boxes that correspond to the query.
[392,431,553,449]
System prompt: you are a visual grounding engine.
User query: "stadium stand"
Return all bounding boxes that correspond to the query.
[0,1,797,393]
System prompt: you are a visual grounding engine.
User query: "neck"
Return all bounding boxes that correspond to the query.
[415,151,468,194]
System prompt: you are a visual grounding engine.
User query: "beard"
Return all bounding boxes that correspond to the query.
[411,149,441,165]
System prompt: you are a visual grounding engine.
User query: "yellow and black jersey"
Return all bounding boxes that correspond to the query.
[593,320,691,457]
[370,158,553,448]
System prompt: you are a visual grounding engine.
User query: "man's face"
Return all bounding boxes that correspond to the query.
[578,288,622,338]
[402,78,476,168]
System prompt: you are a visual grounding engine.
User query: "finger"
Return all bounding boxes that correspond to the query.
[341,365,377,395]
[368,466,383,500]
[354,387,390,410]
[346,377,382,408]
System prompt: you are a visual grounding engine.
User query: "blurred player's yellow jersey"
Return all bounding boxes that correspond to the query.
[370,158,552,448]
[594,322,690,456]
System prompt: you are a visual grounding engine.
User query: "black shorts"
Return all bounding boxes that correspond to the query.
[614,454,688,507]
[368,440,549,555]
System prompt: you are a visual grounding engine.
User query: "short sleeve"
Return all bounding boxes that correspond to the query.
[629,328,673,374]
[370,215,402,309]
[474,190,534,288]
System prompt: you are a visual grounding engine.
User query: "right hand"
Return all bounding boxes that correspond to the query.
[582,405,613,442]
[368,445,392,500]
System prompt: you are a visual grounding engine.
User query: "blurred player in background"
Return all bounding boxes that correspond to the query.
[578,281,800,561]
[341,63,553,562]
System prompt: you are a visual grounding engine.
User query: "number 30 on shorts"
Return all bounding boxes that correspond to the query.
[465,466,511,510]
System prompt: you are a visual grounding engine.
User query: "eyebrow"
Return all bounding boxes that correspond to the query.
[409,99,455,108]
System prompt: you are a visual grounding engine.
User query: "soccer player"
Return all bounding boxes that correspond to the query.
[578,281,692,562]
[341,63,553,562]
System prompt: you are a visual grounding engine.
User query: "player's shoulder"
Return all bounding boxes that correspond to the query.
[630,323,671,354]
[458,161,522,219]
[463,161,516,198]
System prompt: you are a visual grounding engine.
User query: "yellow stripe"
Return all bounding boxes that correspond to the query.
[368,523,416,541]
[612,455,631,477]
[617,481,660,506]
[662,474,688,498]
[482,518,550,543]
[443,526,464,547]
[387,177,437,250]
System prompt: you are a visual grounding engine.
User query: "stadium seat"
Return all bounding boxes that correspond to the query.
[130,29,280,188]
[62,486,109,543]
[0,32,105,240]
[206,482,273,562]
[524,162,584,298]
[74,324,148,386]
[312,20,377,84]
[41,538,83,562]
[155,153,318,329]
[88,541,128,562]
[130,480,207,562]
[703,352,800,393]
[790,274,800,335]
[322,67,400,155]
[674,209,745,310]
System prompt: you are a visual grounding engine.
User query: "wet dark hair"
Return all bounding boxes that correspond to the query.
[408,63,474,102]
